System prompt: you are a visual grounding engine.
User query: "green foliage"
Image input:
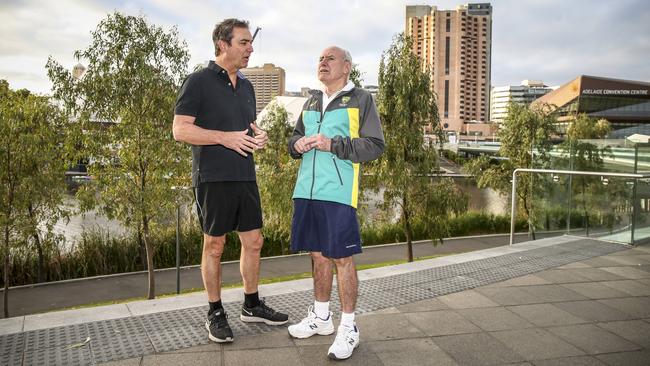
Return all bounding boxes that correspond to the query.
[46,12,191,298]
[463,102,557,238]
[0,81,71,316]
[373,33,467,261]
[256,101,299,253]
[349,63,364,88]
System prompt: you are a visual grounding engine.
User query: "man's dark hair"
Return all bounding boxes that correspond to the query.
[213,18,249,56]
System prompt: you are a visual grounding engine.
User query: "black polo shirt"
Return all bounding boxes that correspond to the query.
[175,61,257,186]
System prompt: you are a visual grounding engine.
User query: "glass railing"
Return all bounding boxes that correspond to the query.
[512,140,650,245]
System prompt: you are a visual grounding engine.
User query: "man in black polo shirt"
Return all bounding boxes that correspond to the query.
[172,18,288,343]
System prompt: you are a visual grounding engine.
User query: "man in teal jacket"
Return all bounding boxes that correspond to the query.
[287,46,384,360]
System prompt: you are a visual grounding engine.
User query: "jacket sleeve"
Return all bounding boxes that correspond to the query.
[330,91,385,163]
[288,100,309,159]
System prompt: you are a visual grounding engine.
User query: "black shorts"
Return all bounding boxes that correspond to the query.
[195,181,263,237]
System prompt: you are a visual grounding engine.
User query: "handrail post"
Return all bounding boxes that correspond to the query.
[509,169,518,245]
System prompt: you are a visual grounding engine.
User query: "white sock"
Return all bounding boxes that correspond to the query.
[314,300,330,320]
[340,312,355,328]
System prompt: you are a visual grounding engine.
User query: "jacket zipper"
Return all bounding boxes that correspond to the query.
[332,157,343,185]
[308,88,355,198]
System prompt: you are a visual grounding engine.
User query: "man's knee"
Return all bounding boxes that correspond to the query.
[240,231,263,252]
[332,256,354,268]
[203,234,226,259]
[311,252,331,268]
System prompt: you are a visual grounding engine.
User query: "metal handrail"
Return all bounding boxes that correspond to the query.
[509,168,650,245]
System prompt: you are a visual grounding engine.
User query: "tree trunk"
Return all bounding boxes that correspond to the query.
[27,203,44,283]
[137,226,147,270]
[523,195,536,240]
[582,179,589,236]
[402,196,414,263]
[142,215,155,300]
[4,223,10,318]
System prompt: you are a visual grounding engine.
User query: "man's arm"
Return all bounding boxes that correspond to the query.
[330,92,385,163]
[288,102,310,159]
[172,114,258,157]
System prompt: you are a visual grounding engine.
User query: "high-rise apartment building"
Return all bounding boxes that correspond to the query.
[241,63,286,114]
[406,3,492,133]
[490,80,554,123]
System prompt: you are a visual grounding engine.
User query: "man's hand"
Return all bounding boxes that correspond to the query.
[219,129,258,157]
[250,122,268,150]
[293,136,313,154]
[310,134,331,152]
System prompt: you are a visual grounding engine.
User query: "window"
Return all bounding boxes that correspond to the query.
[446,18,451,32]
[445,36,450,75]
[444,80,450,118]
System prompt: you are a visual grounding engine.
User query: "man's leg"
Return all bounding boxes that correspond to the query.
[201,233,233,343]
[332,256,357,313]
[238,228,263,294]
[287,252,335,338]
[328,255,360,360]
[202,233,226,302]
[238,228,289,325]
[311,251,334,302]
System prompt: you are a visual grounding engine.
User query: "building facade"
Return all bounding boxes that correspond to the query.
[490,80,554,123]
[406,3,492,134]
[531,75,650,137]
[240,63,286,114]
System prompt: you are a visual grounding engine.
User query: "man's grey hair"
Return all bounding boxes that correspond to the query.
[341,48,352,63]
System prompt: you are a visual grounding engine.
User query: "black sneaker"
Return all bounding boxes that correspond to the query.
[240,299,289,325]
[205,309,233,343]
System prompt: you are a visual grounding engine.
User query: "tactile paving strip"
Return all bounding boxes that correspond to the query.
[0,237,627,365]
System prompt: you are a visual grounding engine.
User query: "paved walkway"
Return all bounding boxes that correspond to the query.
[2,232,552,316]
[3,235,650,365]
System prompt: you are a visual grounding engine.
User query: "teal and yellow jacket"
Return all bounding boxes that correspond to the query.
[288,86,385,208]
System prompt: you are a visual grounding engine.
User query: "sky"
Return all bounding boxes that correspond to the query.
[1,0,649,95]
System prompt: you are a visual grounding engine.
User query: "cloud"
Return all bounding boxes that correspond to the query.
[1,0,648,94]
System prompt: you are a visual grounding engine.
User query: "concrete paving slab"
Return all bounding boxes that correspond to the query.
[518,284,587,302]
[595,349,650,366]
[141,351,220,366]
[597,320,650,348]
[367,338,459,366]
[433,332,525,366]
[554,300,634,322]
[97,356,142,365]
[598,297,650,318]
[600,280,650,296]
[476,287,544,306]
[560,282,632,299]
[224,347,303,366]
[0,316,23,335]
[456,307,535,332]
[296,343,382,366]
[600,267,650,280]
[548,324,642,354]
[530,356,607,366]
[222,329,294,350]
[437,290,500,309]
[23,304,130,331]
[405,310,481,336]
[483,274,551,287]
[354,313,427,341]
[506,304,588,327]
[533,269,594,284]
[490,328,585,360]
[395,298,449,313]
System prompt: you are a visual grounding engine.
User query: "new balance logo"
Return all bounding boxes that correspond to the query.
[348,338,355,345]
[242,308,253,316]
[309,324,318,330]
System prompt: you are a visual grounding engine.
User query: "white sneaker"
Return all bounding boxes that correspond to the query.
[287,306,334,339]
[327,324,360,360]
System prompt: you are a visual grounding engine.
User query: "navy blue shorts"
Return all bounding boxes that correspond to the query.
[290,199,362,259]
